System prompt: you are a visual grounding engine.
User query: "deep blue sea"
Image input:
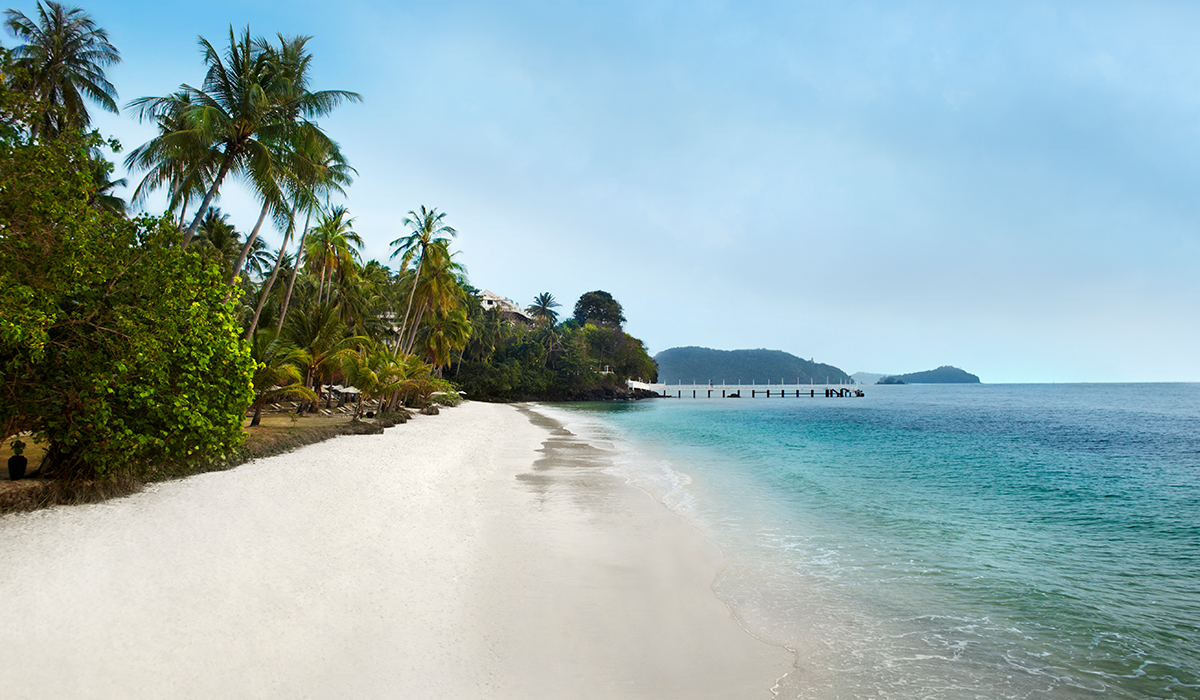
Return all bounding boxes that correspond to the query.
[539,384,1200,700]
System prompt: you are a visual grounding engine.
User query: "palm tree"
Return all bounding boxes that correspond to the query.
[281,301,363,415]
[240,234,273,279]
[304,205,362,307]
[227,34,341,284]
[87,154,126,215]
[273,141,355,332]
[527,292,561,325]
[378,351,435,413]
[340,341,416,420]
[192,207,254,275]
[4,1,120,138]
[246,129,354,340]
[127,27,360,247]
[532,323,564,368]
[417,306,471,374]
[389,206,456,352]
[193,207,237,263]
[247,328,316,426]
[124,90,216,227]
[398,241,465,355]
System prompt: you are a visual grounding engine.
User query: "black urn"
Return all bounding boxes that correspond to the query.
[8,439,27,480]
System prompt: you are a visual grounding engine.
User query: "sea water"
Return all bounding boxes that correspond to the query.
[537,384,1200,700]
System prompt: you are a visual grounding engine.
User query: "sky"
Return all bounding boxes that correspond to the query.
[15,0,1200,382]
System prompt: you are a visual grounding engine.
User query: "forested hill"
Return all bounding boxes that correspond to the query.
[654,347,851,385]
[887,366,981,383]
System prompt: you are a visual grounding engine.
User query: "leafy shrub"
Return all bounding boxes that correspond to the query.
[0,131,254,479]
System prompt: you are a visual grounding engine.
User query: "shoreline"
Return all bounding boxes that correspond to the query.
[0,401,792,698]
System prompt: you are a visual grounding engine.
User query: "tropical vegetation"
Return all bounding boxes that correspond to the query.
[0,4,656,483]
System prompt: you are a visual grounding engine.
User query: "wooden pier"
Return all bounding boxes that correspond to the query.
[627,380,865,399]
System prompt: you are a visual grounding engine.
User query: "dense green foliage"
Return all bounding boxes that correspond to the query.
[0,112,254,478]
[881,366,980,384]
[653,346,850,385]
[453,290,656,400]
[573,289,626,327]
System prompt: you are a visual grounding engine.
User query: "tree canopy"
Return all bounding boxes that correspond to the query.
[0,111,254,478]
[4,0,120,138]
[573,290,625,327]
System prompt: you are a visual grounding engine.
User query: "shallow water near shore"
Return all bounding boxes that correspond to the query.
[539,383,1200,700]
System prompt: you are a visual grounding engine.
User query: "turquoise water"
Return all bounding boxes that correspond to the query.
[539,384,1200,699]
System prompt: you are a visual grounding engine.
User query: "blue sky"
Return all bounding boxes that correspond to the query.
[18,0,1200,382]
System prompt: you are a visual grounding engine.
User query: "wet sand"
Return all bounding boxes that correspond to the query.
[0,401,792,699]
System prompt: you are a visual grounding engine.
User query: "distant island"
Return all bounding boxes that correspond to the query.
[877,366,981,384]
[654,347,851,385]
[851,372,886,385]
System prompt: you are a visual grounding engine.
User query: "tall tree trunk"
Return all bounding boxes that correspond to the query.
[229,201,272,285]
[276,210,312,332]
[403,301,428,356]
[299,365,315,416]
[244,220,292,341]
[316,264,327,308]
[394,257,424,353]
[182,149,235,248]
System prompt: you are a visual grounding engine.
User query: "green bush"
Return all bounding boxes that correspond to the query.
[0,131,254,479]
[429,376,463,406]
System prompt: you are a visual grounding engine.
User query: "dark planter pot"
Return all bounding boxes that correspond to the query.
[8,454,27,480]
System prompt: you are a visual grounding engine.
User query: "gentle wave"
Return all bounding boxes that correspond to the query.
[540,384,1200,700]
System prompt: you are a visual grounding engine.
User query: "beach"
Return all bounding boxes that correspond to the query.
[0,401,792,699]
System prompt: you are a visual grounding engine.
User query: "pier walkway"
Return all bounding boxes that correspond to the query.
[628,380,865,399]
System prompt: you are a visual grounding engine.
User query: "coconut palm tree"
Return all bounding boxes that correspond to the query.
[304,205,362,306]
[274,142,354,332]
[124,89,216,227]
[340,341,416,420]
[87,154,126,215]
[245,130,353,339]
[379,351,435,413]
[240,234,273,279]
[532,322,564,368]
[192,207,240,270]
[227,34,344,284]
[4,1,120,138]
[527,292,561,325]
[247,328,316,426]
[389,207,457,352]
[281,301,364,415]
[127,27,360,247]
[417,306,471,374]
[398,241,465,355]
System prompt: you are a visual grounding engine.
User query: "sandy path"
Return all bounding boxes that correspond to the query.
[0,402,792,699]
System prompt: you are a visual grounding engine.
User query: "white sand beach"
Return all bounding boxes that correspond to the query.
[0,401,792,699]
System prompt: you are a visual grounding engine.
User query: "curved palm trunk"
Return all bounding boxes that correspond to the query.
[182,148,235,248]
[244,218,294,340]
[394,260,423,353]
[276,211,312,332]
[403,301,429,356]
[230,201,272,285]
